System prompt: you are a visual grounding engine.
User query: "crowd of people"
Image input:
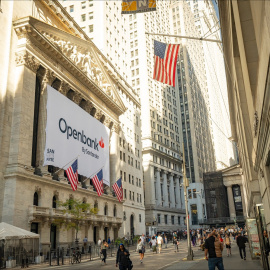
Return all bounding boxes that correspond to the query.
[94,226,251,270]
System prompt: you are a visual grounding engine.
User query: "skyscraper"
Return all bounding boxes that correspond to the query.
[61,0,145,238]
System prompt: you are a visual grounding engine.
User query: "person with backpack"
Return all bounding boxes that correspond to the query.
[151,236,157,253]
[116,243,132,270]
[136,238,145,263]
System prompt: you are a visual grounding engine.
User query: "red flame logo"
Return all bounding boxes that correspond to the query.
[99,137,105,148]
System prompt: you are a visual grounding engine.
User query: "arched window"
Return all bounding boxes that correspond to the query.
[113,205,117,217]
[104,204,108,216]
[33,192,39,206]
[52,196,57,209]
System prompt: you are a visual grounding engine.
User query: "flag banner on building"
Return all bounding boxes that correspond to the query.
[44,85,110,186]
[92,169,104,196]
[112,177,123,202]
[122,0,156,14]
[232,186,243,210]
[65,159,78,191]
[153,40,180,87]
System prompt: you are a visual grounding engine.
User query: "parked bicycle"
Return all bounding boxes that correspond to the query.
[71,247,81,264]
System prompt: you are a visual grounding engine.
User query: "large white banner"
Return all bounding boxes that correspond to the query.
[44,85,110,186]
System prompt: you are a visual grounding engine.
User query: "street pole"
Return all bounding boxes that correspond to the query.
[182,143,193,260]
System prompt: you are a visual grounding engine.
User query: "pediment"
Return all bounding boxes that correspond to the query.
[13,17,128,115]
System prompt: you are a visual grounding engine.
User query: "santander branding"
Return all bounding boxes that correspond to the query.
[58,118,104,151]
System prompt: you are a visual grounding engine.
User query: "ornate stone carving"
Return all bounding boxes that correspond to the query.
[112,123,120,134]
[95,109,103,121]
[72,92,82,105]
[53,190,59,197]
[35,186,41,194]
[253,111,259,137]
[58,81,70,96]
[84,101,94,114]
[38,69,56,94]
[260,168,264,178]
[15,51,40,72]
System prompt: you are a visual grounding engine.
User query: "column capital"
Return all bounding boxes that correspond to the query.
[169,173,175,177]
[155,168,161,172]
[15,50,40,73]
[162,171,168,175]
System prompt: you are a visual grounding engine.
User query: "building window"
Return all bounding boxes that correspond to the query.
[120,151,122,160]
[70,5,74,12]
[81,1,86,9]
[129,191,131,200]
[81,14,86,22]
[132,176,134,185]
[33,192,38,206]
[89,12,93,20]
[140,194,142,203]
[124,172,126,182]
[114,205,117,217]
[124,189,127,199]
[129,174,131,183]
[89,25,94,33]
[104,204,108,216]
[171,216,175,225]
[139,214,142,222]
[52,196,57,209]
[158,214,161,224]
[178,216,181,225]
[31,223,38,234]
[165,215,168,224]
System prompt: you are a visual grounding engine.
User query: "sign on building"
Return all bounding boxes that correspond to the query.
[232,186,243,210]
[44,85,110,186]
[122,0,156,14]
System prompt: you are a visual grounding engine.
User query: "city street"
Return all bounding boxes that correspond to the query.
[28,240,262,270]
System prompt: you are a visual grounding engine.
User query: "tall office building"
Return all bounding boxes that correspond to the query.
[132,2,186,232]
[60,0,145,238]
[171,0,216,226]
[187,0,236,169]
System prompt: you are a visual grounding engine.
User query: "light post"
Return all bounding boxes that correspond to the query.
[182,143,193,260]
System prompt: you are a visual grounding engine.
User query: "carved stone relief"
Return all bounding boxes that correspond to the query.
[15,51,40,73]
[253,111,259,137]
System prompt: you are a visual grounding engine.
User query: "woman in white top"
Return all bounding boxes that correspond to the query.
[137,239,145,263]
[151,236,157,253]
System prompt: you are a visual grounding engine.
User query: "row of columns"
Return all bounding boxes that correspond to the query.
[155,168,182,209]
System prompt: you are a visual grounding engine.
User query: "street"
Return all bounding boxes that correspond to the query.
[28,240,262,270]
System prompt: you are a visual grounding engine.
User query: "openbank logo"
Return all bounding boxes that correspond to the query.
[59,118,105,151]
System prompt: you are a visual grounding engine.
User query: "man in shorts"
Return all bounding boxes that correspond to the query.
[157,234,163,254]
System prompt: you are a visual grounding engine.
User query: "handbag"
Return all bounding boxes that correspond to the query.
[128,257,133,270]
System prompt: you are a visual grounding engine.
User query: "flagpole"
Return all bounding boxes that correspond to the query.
[145,32,222,44]
[82,166,104,183]
[53,155,80,175]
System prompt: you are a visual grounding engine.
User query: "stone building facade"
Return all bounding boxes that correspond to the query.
[0,0,143,249]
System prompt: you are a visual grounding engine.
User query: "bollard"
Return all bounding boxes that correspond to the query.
[49,248,52,266]
[57,247,60,266]
[62,247,64,265]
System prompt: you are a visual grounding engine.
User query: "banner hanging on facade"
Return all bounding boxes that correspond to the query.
[232,186,243,210]
[44,85,110,186]
[122,0,156,14]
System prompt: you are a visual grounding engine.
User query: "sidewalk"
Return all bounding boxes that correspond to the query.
[163,242,263,270]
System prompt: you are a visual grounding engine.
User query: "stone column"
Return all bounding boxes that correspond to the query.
[169,173,175,208]
[175,176,181,209]
[162,171,169,207]
[180,177,184,209]
[144,164,156,206]
[155,168,162,206]
[227,185,236,219]
[240,185,247,217]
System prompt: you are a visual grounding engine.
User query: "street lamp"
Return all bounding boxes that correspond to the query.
[182,143,194,261]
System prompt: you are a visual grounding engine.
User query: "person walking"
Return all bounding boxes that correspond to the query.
[100,240,109,265]
[157,234,163,254]
[151,236,157,253]
[116,244,130,270]
[97,238,102,247]
[225,234,231,256]
[83,236,88,254]
[164,235,168,248]
[173,237,178,252]
[204,230,224,270]
[236,233,248,260]
[137,238,145,263]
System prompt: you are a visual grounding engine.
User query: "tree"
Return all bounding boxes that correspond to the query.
[53,198,98,243]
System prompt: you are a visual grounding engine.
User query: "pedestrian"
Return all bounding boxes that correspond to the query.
[151,236,157,253]
[204,230,224,270]
[164,235,168,248]
[97,238,102,246]
[236,233,248,260]
[225,234,231,257]
[83,236,88,254]
[108,236,111,248]
[140,234,146,246]
[173,237,178,252]
[137,238,145,263]
[157,234,163,254]
[116,243,130,270]
[100,240,109,265]
[192,231,196,247]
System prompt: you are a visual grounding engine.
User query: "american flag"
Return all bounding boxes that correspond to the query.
[112,177,123,202]
[153,40,180,87]
[65,159,78,191]
[92,169,104,196]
